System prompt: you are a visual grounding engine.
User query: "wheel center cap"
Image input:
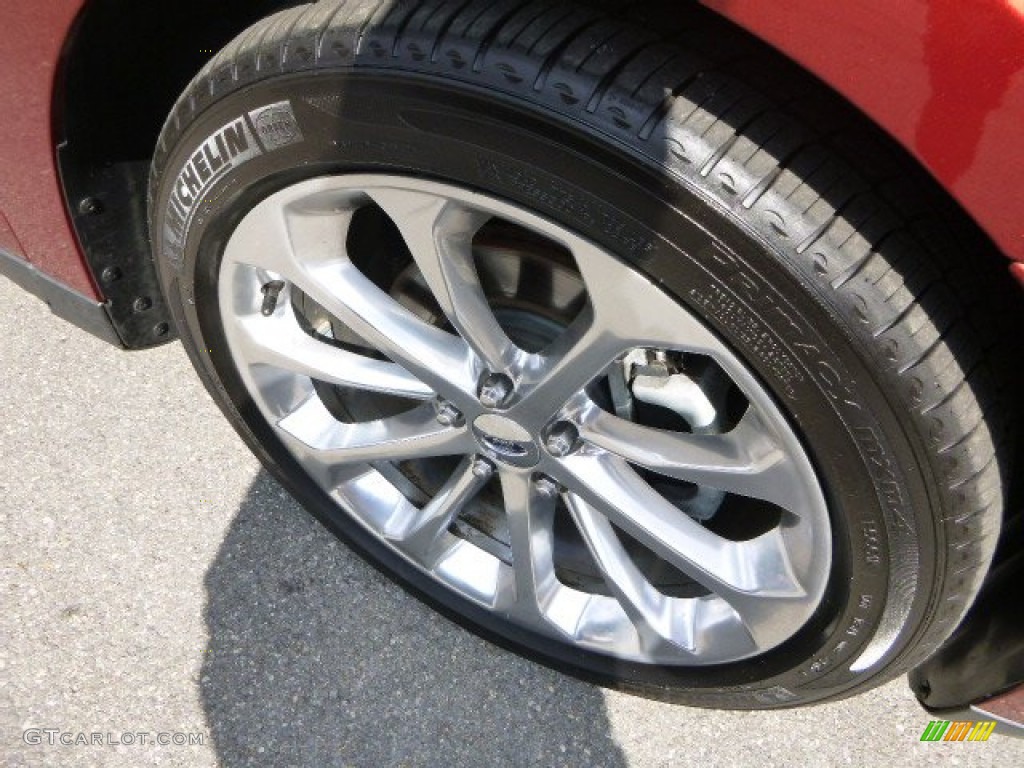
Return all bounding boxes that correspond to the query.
[472,414,540,468]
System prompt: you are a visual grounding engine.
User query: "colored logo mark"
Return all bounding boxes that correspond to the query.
[920,720,996,742]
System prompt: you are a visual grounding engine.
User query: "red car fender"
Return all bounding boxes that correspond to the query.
[0,0,93,297]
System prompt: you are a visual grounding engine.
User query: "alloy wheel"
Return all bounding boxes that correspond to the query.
[218,174,831,666]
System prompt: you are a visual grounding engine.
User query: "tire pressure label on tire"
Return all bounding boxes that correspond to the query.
[164,116,263,264]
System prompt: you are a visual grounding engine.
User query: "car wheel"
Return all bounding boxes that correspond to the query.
[150,0,1010,707]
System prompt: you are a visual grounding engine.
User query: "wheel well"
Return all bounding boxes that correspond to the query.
[55,0,304,348]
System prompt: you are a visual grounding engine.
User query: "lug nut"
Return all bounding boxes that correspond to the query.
[533,475,561,499]
[471,456,495,479]
[434,399,463,427]
[544,422,579,458]
[478,372,514,409]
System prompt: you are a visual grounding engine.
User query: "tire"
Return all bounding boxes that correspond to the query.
[149,0,1013,708]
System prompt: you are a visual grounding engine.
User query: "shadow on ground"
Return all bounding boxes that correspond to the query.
[199,471,627,767]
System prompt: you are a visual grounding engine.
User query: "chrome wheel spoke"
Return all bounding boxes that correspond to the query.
[514,306,628,419]
[223,187,478,402]
[276,397,473,465]
[513,245,728,419]
[568,239,726,353]
[560,457,813,652]
[498,472,559,621]
[392,456,493,564]
[222,191,351,277]
[233,303,434,399]
[297,259,477,402]
[567,495,697,653]
[577,407,803,511]
[366,186,520,373]
[555,453,805,599]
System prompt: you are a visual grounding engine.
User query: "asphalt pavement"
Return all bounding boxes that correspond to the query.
[2,274,1021,767]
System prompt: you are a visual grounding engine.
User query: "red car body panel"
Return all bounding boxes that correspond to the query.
[0,0,96,298]
[0,0,1022,299]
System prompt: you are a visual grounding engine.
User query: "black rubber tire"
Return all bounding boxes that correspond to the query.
[149,0,1017,708]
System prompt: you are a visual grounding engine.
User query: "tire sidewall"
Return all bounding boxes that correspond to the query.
[152,72,939,707]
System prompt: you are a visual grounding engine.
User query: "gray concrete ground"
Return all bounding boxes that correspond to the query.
[2,274,1021,767]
